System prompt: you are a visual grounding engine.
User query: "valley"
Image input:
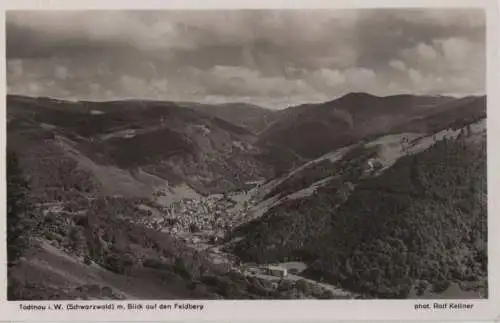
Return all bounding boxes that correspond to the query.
[7,93,487,300]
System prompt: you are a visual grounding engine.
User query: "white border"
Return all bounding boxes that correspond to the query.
[1,0,499,322]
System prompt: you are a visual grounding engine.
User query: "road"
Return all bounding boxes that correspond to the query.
[243,266,352,298]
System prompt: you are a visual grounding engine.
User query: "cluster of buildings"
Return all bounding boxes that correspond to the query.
[140,190,258,240]
[245,264,288,278]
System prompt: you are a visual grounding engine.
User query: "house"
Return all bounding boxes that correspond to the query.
[365,158,383,173]
[265,265,288,278]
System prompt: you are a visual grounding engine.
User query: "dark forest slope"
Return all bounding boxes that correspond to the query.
[259,93,485,159]
[181,101,277,134]
[231,130,487,298]
[7,95,300,194]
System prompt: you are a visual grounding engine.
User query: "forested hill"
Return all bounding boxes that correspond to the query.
[230,126,487,298]
[258,93,485,160]
[6,95,301,195]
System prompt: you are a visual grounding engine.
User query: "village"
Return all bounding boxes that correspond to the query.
[150,189,257,235]
[130,182,356,299]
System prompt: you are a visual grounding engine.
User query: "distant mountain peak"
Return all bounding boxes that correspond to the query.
[343,92,378,97]
[315,92,381,108]
[339,92,380,100]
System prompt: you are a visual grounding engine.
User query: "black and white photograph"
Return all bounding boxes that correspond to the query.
[6,7,488,303]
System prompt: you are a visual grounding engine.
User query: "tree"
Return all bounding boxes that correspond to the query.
[7,150,36,266]
[189,223,200,233]
[69,225,86,256]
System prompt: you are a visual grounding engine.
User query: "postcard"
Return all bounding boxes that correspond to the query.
[1,0,499,322]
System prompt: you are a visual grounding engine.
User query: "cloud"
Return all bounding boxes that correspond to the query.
[437,37,480,71]
[7,59,23,78]
[311,69,347,88]
[416,43,438,61]
[6,9,485,109]
[345,67,377,86]
[55,66,69,80]
[389,60,406,71]
[408,68,424,86]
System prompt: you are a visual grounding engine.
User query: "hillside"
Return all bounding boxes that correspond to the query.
[8,196,310,300]
[7,95,299,196]
[229,119,487,298]
[5,140,315,301]
[259,93,485,159]
[179,102,277,134]
[5,95,321,300]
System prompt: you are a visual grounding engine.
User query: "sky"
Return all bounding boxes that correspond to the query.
[6,9,486,109]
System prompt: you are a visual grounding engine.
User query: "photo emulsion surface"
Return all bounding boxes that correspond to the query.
[6,9,487,301]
